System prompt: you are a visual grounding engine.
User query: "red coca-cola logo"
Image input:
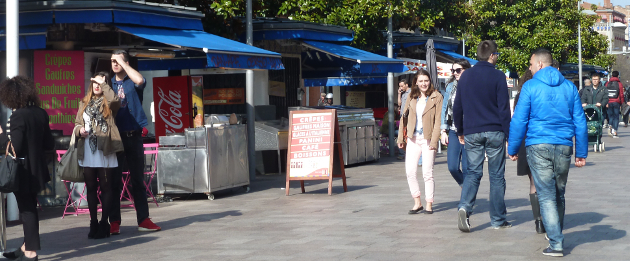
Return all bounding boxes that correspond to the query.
[157,87,183,134]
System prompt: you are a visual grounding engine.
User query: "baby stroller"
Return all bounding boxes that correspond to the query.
[584,104,605,152]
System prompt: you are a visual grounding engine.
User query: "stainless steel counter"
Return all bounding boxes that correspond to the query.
[157,125,250,200]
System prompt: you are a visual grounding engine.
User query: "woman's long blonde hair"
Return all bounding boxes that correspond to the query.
[78,71,112,119]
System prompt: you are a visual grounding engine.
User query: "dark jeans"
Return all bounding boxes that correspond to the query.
[459,131,507,227]
[110,133,149,225]
[14,191,40,251]
[447,131,467,185]
[527,144,571,251]
[607,102,621,131]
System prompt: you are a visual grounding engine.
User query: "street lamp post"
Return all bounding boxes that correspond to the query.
[578,0,583,90]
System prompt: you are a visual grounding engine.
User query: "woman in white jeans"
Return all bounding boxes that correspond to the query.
[397,69,443,214]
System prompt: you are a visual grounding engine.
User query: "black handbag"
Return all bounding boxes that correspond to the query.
[622,103,630,116]
[0,141,20,193]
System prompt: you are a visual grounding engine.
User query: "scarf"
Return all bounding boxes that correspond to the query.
[447,81,458,123]
[85,97,108,153]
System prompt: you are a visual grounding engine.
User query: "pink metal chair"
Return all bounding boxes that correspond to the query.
[143,143,159,207]
[119,143,160,208]
[57,150,89,218]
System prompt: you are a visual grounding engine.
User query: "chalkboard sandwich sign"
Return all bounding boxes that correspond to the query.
[285,109,347,195]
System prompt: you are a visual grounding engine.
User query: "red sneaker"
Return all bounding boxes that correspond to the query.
[110,221,121,235]
[138,218,161,232]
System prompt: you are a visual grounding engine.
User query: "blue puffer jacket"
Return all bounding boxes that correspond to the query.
[508,66,588,158]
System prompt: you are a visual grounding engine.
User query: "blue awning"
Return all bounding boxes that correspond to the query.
[401,42,458,52]
[0,11,53,27]
[113,10,203,31]
[55,10,114,24]
[117,25,284,70]
[303,76,387,87]
[439,50,478,65]
[0,26,48,50]
[254,30,354,42]
[53,10,203,30]
[302,41,404,74]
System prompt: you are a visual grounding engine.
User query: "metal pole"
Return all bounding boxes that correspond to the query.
[387,7,395,158]
[2,0,19,253]
[245,0,256,181]
[578,1,583,90]
[462,37,465,56]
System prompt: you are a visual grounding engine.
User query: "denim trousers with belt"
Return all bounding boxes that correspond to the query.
[447,131,467,186]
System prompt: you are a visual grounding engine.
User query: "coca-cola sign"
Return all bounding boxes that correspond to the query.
[153,76,192,141]
[157,87,183,134]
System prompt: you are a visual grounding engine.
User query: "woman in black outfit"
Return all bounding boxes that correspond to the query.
[0,76,54,261]
[513,70,545,234]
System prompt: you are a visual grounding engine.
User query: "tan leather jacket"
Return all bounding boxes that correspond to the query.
[74,83,124,160]
[397,90,444,149]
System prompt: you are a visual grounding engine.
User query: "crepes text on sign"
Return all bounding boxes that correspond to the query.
[289,112,334,178]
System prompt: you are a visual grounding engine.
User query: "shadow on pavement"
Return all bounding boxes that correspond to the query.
[6,211,242,260]
[564,224,626,255]
[432,198,530,216]
[292,185,376,195]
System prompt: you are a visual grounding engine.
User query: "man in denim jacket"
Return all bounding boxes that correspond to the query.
[508,48,587,257]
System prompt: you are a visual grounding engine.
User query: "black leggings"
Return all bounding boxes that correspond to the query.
[83,167,113,223]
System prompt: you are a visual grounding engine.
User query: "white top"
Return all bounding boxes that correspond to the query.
[78,112,118,168]
[414,97,427,136]
[450,88,458,131]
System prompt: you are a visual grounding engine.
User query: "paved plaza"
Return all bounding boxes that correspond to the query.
[5,128,629,260]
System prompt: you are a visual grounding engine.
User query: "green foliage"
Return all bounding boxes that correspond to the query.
[463,0,614,73]
[279,0,468,51]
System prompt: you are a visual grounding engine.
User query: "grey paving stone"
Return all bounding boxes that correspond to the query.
[4,127,629,260]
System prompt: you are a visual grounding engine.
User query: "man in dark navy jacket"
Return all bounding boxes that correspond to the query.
[453,40,512,232]
[110,50,161,234]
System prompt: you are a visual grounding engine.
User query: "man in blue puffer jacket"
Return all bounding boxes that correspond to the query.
[508,48,587,257]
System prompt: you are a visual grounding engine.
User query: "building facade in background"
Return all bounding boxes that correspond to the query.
[583,0,629,51]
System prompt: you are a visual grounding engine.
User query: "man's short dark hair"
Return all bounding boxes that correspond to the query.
[612,71,619,77]
[399,79,408,85]
[476,40,498,61]
[552,60,560,69]
[112,49,130,62]
[531,48,553,66]
[591,73,601,79]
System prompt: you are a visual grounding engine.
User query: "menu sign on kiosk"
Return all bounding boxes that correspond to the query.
[286,109,347,195]
[34,50,85,135]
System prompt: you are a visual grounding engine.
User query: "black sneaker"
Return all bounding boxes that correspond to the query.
[542,246,563,257]
[492,221,512,229]
[458,208,471,232]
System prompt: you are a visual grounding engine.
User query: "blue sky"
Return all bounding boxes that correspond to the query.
[610,0,630,7]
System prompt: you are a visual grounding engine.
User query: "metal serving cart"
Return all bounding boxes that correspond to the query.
[157,123,250,200]
[288,106,380,165]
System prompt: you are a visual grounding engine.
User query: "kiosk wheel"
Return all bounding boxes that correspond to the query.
[594,143,598,152]
[207,194,215,200]
[600,142,605,152]
[243,185,250,192]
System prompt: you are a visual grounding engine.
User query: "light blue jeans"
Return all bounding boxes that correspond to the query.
[458,131,507,227]
[527,144,571,251]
